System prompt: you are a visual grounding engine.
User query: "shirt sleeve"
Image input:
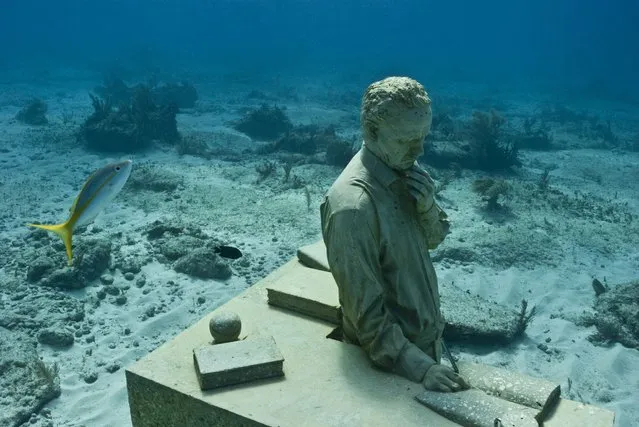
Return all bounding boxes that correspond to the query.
[321,196,437,383]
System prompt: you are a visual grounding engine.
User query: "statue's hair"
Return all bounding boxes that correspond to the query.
[360,76,431,143]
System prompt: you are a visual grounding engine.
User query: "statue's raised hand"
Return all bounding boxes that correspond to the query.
[406,163,436,212]
[404,163,451,249]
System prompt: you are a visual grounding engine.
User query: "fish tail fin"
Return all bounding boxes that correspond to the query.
[27,222,74,266]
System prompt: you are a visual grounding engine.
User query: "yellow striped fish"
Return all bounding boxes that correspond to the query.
[27,159,133,266]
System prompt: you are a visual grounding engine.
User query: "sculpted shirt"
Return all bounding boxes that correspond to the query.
[320,146,446,383]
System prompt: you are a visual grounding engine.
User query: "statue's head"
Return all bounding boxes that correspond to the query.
[361,77,432,171]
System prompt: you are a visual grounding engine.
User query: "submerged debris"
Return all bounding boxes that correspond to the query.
[233,104,293,141]
[592,278,607,296]
[0,328,61,427]
[126,162,183,193]
[258,124,355,167]
[95,75,198,109]
[24,236,112,289]
[79,86,180,152]
[583,279,639,350]
[15,98,48,125]
[472,177,511,210]
[143,219,236,280]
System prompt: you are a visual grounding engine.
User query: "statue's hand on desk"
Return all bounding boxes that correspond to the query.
[423,364,470,393]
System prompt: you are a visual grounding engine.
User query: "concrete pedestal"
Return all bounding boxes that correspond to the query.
[126,258,615,427]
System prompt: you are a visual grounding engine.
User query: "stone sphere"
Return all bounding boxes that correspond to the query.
[208,311,242,343]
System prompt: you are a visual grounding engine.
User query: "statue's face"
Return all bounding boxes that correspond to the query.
[373,105,432,171]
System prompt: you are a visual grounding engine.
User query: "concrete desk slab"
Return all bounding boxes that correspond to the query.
[126,259,615,427]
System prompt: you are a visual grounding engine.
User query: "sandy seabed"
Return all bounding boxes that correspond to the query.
[1,73,638,427]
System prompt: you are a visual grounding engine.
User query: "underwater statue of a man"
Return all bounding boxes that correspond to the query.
[320,76,469,392]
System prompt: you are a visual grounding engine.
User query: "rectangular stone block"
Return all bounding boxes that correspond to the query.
[193,335,284,390]
[416,388,540,427]
[416,389,615,427]
[266,264,340,324]
[296,241,330,271]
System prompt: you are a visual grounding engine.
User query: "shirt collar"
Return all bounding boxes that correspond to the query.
[360,144,402,188]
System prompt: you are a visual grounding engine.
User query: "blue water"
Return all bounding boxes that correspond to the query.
[2,0,637,100]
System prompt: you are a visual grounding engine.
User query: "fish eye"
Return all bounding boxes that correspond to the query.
[115,166,121,171]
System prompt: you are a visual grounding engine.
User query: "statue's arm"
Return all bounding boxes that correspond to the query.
[321,202,436,383]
